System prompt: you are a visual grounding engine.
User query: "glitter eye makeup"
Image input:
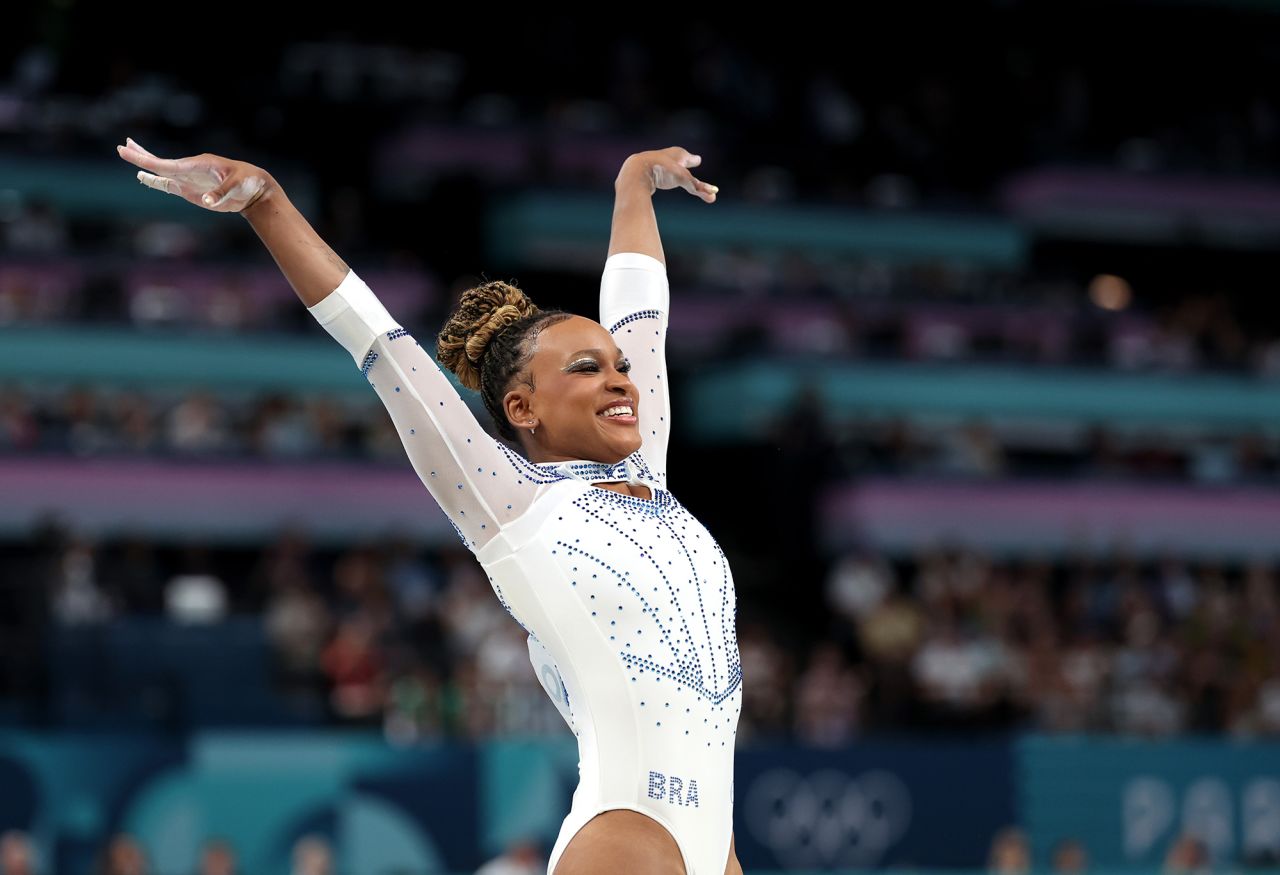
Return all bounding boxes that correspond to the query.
[567,356,631,373]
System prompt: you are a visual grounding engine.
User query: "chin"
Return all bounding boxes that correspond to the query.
[608,436,642,462]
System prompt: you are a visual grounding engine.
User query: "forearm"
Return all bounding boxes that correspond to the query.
[240,182,350,308]
[609,158,665,265]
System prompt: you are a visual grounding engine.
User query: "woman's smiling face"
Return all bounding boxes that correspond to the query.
[503,315,642,465]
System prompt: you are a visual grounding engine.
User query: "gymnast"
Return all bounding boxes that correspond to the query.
[117,137,742,875]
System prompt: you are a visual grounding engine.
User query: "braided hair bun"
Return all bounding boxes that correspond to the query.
[436,280,541,392]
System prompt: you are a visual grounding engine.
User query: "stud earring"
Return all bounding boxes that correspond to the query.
[527,419,536,436]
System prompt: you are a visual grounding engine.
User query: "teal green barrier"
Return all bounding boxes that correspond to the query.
[1019,735,1280,870]
[0,731,476,875]
[0,157,317,219]
[0,325,473,400]
[488,192,1027,267]
[0,326,357,395]
[6,327,1279,434]
[685,360,1280,439]
[3,732,1280,873]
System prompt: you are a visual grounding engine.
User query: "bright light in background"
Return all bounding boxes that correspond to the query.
[1089,273,1132,311]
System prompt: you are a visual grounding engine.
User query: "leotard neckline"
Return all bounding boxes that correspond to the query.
[533,451,660,501]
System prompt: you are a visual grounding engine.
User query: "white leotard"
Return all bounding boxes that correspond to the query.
[308,252,743,875]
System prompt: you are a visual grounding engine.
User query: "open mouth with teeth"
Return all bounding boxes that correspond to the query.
[598,404,637,424]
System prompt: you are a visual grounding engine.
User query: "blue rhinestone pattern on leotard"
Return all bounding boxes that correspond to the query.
[550,485,742,719]
[609,309,662,333]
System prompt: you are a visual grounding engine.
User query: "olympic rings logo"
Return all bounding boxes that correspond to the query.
[743,768,912,868]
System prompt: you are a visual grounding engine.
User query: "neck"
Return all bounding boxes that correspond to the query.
[524,445,629,466]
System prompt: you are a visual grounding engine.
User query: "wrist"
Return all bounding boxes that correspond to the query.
[616,156,656,195]
[239,174,280,221]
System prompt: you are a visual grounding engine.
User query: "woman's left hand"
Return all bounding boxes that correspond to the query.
[116,137,274,213]
[622,148,718,203]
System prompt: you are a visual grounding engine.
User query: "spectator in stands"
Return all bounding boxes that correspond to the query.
[793,642,865,745]
[1228,647,1280,738]
[381,534,444,622]
[321,612,386,722]
[61,388,111,457]
[164,545,228,624]
[265,577,332,695]
[290,836,332,875]
[1162,833,1210,875]
[196,839,236,875]
[1051,838,1089,874]
[102,535,164,615]
[97,834,148,875]
[104,392,159,456]
[384,663,449,744]
[736,622,794,739]
[825,547,894,625]
[1110,605,1185,736]
[854,578,924,727]
[933,420,1007,478]
[474,839,543,875]
[987,826,1031,875]
[248,394,318,459]
[166,392,234,456]
[0,831,36,875]
[0,390,38,452]
[50,534,115,625]
[4,197,68,255]
[912,604,1009,720]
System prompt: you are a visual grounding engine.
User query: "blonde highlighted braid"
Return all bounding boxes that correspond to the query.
[436,278,572,443]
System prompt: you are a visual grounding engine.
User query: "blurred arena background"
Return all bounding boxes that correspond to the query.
[2,2,1280,873]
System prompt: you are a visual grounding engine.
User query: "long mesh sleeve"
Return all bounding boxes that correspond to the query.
[309,269,546,553]
[599,252,671,490]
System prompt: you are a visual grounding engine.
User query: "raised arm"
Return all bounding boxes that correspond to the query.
[115,138,544,552]
[601,149,718,489]
[116,137,345,307]
[608,148,718,263]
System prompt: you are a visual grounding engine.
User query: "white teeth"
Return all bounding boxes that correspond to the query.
[601,406,633,417]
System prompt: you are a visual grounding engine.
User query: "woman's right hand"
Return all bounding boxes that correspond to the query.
[115,137,275,213]
[621,147,718,203]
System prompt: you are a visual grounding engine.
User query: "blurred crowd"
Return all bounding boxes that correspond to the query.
[795,408,1280,486]
[3,11,1280,875]
[0,386,410,464]
[5,11,1279,206]
[761,543,1280,743]
[5,248,1280,380]
[4,383,1279,486]
[2,13,1280,387]
[0,830,339,875]
[2,513,1278,743]
[0,815,1261,875]
[0,829,546,875]
[0,15,1277,752]
[982,824,1270,875]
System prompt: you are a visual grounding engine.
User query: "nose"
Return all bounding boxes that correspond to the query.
[606,363,633,391]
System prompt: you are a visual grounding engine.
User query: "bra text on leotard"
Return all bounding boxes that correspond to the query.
[647,770,700,807]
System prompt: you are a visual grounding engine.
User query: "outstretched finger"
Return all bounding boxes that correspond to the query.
[137,170,185,198]
[662,146,701,169]
[686,172,719,202]
[117,143,184,176]
[126,137,159,159]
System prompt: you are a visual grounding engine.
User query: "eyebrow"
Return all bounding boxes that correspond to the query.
[565,348,626,361]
